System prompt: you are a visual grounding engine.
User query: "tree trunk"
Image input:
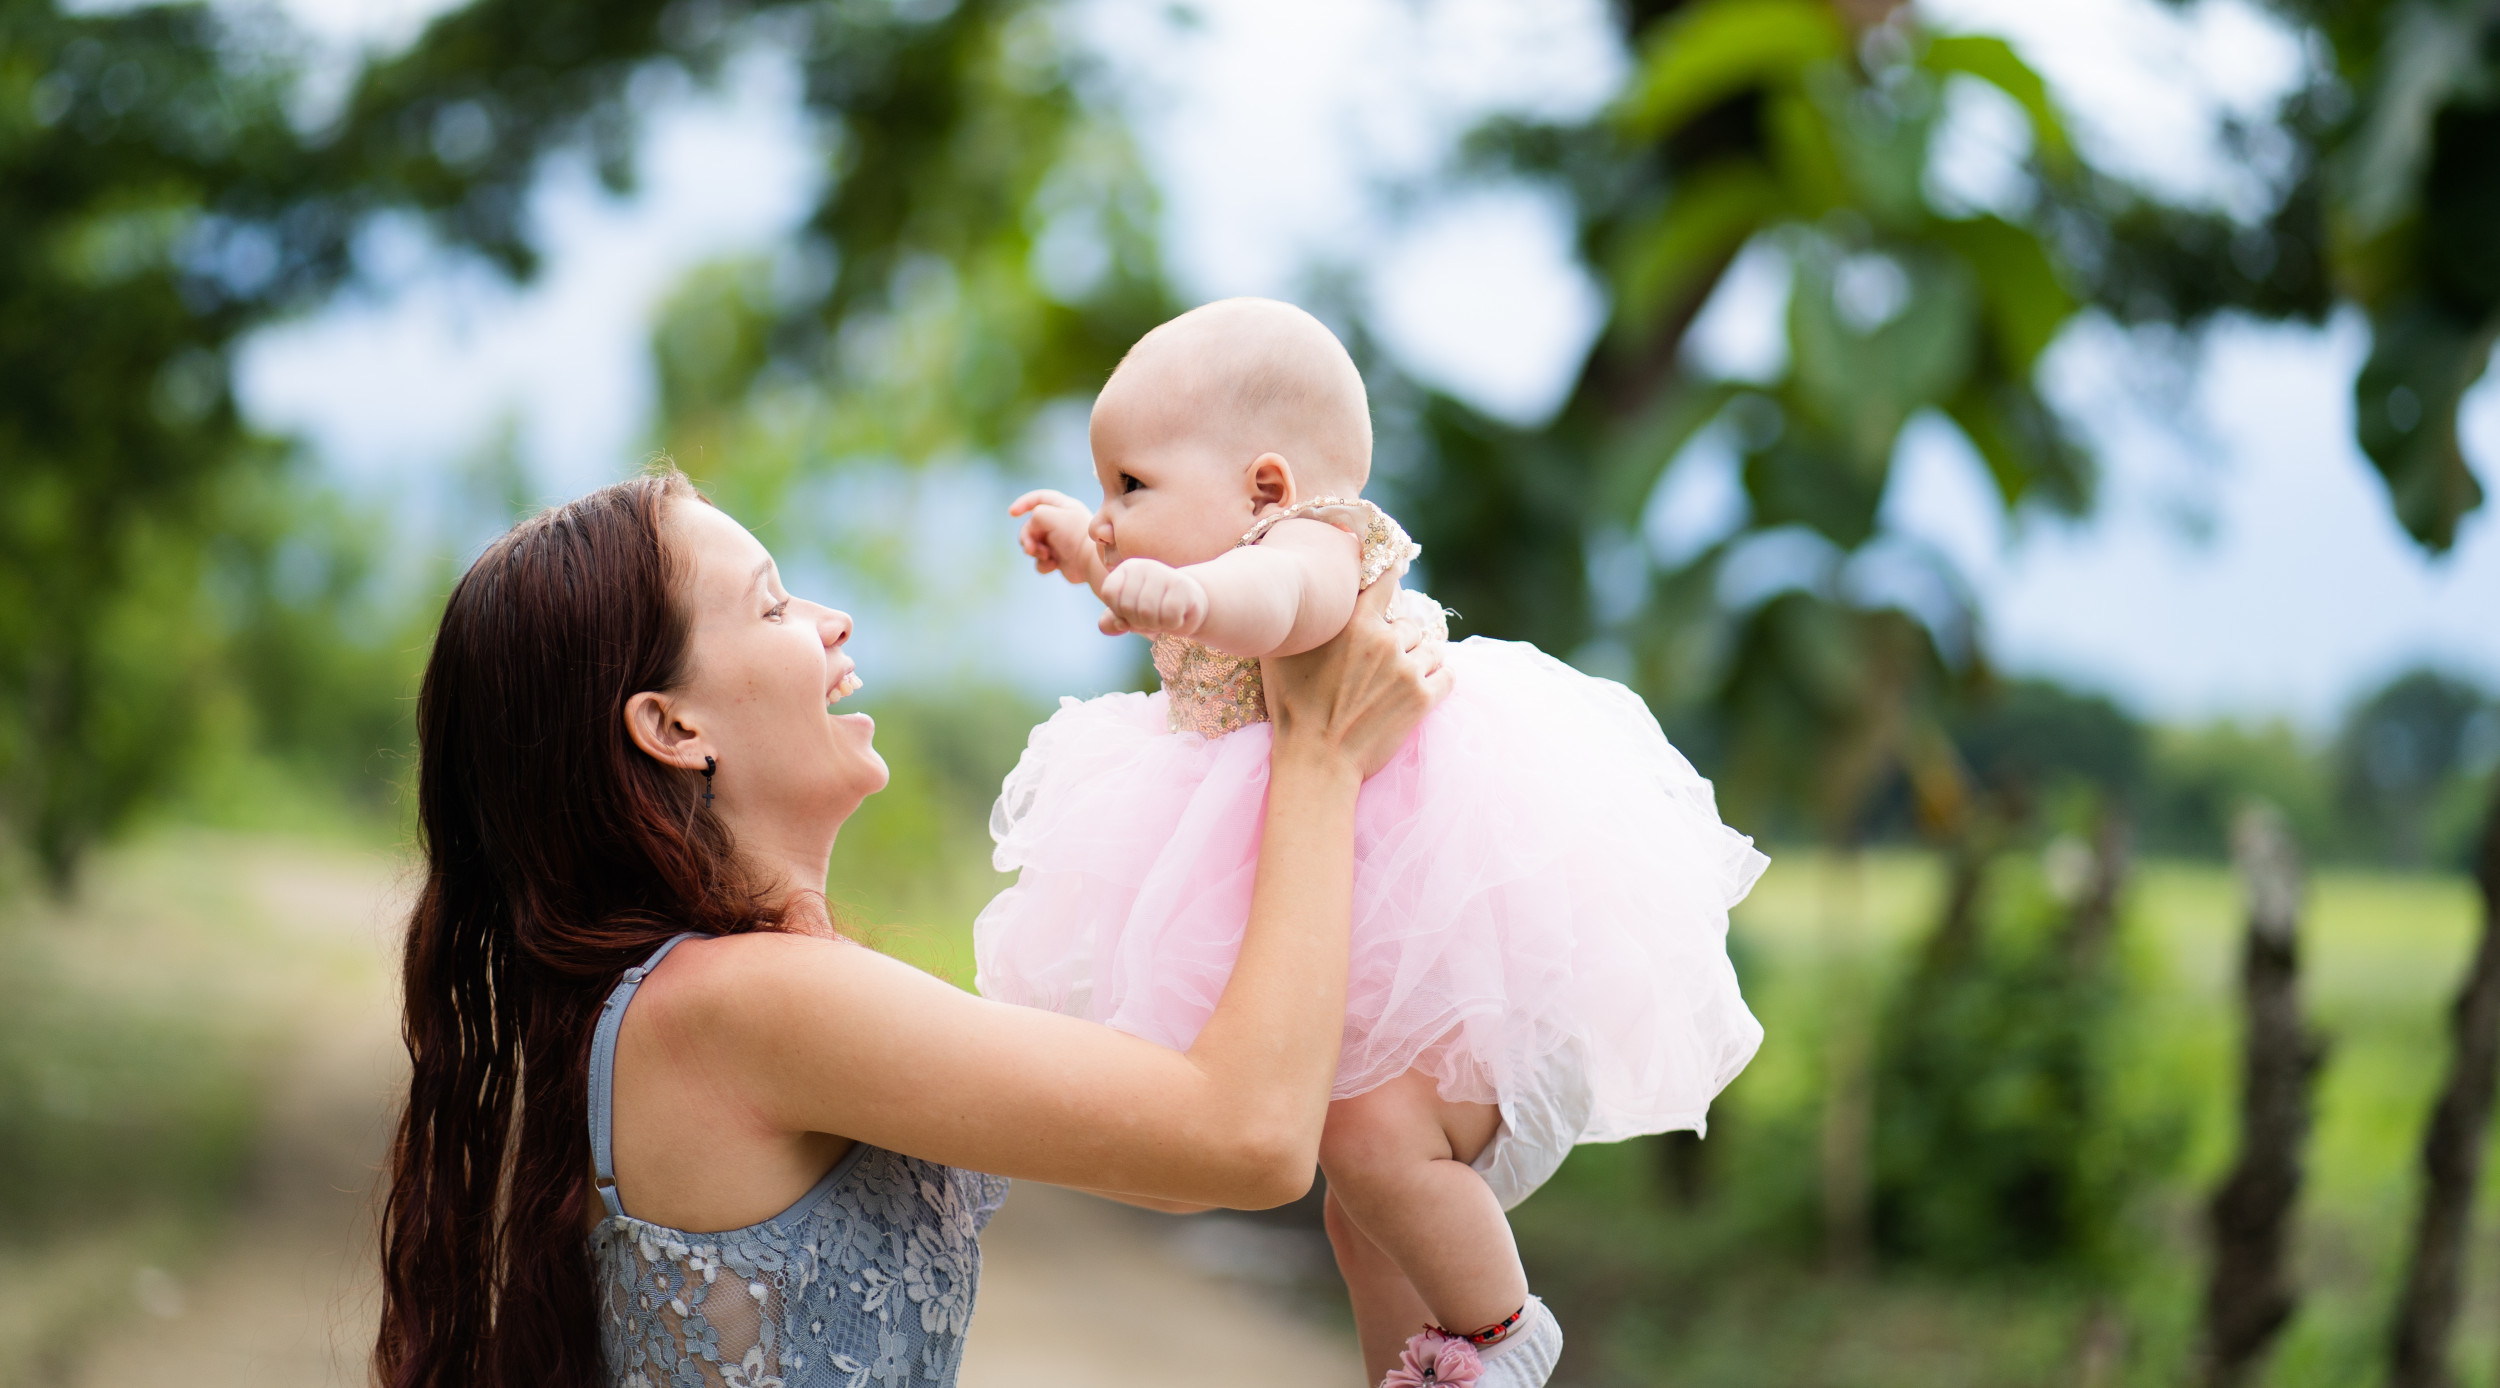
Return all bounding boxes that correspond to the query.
[2199,806,2325,1388]
[2389,778,2500,1388]
[2063,810,2131,969]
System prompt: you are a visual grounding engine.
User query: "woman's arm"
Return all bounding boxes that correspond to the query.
[677,577,1444,1208]
[1098,518,1360,659]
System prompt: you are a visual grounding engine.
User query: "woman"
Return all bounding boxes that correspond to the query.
[376,468,1445,1387]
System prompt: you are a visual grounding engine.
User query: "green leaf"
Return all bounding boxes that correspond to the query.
[1944,377,2092,514]
[1598,377,1748,522]
[1610,164,1787,342]
[1618,0,1846,141]
[1932,216,2076,373]
[1763,82,1852,216]
[2354,300,2495,552]
[1743,423,1887,549]
[1919,34,2077,175]
[1789,242,1979,473]
[1809,63,1934,232]
[2330,3,2496,241]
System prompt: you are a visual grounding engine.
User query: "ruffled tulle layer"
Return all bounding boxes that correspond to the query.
[973,637,1766,1144]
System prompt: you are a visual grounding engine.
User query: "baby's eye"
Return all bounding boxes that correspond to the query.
[1120,474,1143,494]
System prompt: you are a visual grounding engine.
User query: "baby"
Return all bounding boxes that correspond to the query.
[975,299,1766,1388]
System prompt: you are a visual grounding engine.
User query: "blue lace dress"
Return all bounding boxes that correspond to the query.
[587,934,1010,1388]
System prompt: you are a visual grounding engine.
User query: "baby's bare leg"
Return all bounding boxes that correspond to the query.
[1320,1069,1527,1355]
[1323,1186,1433,1384]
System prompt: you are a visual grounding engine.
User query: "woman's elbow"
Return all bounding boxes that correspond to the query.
[1219,1124,1319,1210]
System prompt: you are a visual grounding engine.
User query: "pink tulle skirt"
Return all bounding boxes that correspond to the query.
[973,636,1766,1144]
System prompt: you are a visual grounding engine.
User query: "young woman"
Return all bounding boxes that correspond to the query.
[376,468,1446,1388]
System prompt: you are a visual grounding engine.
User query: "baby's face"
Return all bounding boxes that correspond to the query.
[1086,385,1258,572]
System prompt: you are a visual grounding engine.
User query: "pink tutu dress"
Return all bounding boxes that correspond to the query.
[974,499,1766,1207]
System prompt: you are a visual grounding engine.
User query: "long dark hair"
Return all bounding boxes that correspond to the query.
[377,470,788,1387]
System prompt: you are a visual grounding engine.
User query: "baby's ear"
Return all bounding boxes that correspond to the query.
[1247,452,1296,510]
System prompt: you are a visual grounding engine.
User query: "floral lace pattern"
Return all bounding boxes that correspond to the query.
[1156,498,1426,739]
[592,1145,1008,1388]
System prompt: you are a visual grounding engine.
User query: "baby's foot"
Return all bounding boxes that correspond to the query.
[1381,1328,1480,1387]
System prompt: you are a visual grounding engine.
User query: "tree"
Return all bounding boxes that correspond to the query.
[0,0,1176,884]
[0,0,357,887]
[329,0,1175,520]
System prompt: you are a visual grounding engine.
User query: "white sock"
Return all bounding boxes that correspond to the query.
[1472,1295,1561,1388]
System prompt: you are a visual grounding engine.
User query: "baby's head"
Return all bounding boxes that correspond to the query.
[1087,298,1370,570]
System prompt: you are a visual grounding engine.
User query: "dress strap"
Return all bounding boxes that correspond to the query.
[587,932,704,1220]
[1238,496,1422,589]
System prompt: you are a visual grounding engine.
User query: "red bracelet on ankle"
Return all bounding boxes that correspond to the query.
[1430,1305,1524,1348]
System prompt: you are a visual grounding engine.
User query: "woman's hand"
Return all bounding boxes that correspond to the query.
[1263,569,1450,778]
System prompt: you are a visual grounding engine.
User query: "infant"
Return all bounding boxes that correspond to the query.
[977,299,1765,1388]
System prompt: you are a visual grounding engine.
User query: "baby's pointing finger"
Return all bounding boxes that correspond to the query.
[1008,489,1075,518]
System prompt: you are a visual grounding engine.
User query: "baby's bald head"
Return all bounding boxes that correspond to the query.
[1093,298,1372,499]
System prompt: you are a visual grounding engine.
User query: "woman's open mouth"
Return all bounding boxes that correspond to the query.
[827,664,863,706]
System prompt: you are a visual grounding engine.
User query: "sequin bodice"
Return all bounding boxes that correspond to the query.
[1153,498,1426,739]
[587,936,1008,1387]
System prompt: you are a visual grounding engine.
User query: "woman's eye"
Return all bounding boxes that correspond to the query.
[767,600,790,621]
[1121,474,1142,494]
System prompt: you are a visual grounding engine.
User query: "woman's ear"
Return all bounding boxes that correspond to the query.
[1247,452,1298,513]
[624,690,711,770]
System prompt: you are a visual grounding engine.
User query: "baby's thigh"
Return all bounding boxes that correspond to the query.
[1322,1068,1502,1174]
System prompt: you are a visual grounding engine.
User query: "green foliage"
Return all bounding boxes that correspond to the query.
[0,2,348,886]
[2144,721,2336,863]
[1869,883,2171,1274]
[1399,2,2119,853]
[1,0,1172,883]
[1948,678,2150,811]
[2332,668,2497,868]
[2095,0,2500,553]
[346,0,1175,524]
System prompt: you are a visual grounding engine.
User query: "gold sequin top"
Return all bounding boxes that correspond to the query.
[1152,498,1426,739]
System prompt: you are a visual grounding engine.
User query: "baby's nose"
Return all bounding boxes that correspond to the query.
[1088,511,1114,546]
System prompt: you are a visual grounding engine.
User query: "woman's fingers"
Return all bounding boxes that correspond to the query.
[1264,581,1448,780]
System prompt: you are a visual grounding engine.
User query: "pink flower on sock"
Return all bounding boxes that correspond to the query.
[1383,1329,1481,1387]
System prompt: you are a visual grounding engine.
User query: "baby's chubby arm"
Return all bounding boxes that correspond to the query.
[1008,489,1109,591]
[1100,518,1360,659]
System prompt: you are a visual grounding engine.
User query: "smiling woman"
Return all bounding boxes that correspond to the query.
[375,466,1446,1388]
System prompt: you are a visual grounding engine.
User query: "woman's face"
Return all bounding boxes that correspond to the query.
[657,498,886,847]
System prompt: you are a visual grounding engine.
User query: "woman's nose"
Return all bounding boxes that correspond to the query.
[818,608,852,650]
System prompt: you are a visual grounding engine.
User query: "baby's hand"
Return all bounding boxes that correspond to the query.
[1098,559,1209,638]
[1008,490,1097,585]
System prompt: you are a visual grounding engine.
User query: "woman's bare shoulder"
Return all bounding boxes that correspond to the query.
[644,928,958,1036]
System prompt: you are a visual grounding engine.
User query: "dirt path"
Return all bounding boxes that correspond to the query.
[61,838,1362,1386]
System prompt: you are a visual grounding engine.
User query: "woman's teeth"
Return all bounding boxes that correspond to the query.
[829,671,863,704]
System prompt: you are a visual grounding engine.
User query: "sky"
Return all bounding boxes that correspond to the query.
[234,0,2500,731]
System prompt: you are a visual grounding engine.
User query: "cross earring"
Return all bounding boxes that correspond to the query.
[701,755,717,808]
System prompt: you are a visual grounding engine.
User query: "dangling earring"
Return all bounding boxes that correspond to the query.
[701,755,717,808]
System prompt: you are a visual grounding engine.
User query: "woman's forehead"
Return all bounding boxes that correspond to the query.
[672,500,772,586]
